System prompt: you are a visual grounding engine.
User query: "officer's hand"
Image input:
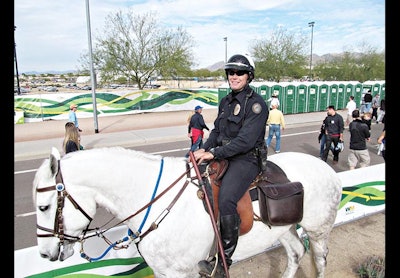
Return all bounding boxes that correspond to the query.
[193,149,212,164]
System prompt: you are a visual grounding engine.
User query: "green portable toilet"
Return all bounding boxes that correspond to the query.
[353,82,364,109]
[257,82,271,101]
[337,82,346,109]
[317,82,329,111]
[327,81,339,109]
[281,82,296,114]
[218,83,230,104]
[380,82,385,100]
[344,82,355,107]
[306,82,319,112]
[295,82,307,113]
[271,83,284,112]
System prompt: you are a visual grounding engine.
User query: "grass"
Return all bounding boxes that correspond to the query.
[356,255,385,278]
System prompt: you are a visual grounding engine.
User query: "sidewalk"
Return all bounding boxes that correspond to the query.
[14,109,330,161]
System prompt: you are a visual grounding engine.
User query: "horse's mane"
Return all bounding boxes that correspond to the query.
[64,146,163,162]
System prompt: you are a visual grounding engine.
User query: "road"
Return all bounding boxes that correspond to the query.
[14,122,385,250]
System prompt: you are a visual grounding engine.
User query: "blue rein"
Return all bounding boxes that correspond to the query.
[81,158,164,262]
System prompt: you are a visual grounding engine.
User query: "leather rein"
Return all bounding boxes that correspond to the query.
[35,158,198,259]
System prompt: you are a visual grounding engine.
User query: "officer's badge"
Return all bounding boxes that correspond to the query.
[234,104,241,115]
[252,103,262,114]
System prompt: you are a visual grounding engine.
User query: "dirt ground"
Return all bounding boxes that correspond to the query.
[229,211,385,278]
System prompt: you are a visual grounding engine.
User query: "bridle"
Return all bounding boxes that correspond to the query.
[36,160,93,246]
[35,157,198,261]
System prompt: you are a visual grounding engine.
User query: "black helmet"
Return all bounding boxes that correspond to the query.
[224,54,255,82]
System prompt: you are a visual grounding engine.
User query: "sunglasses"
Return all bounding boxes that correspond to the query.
[227,70,247,76]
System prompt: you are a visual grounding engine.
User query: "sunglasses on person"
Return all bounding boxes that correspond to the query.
[227,70,247,76]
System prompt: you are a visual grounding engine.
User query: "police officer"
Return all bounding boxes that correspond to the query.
[194,54,268,277]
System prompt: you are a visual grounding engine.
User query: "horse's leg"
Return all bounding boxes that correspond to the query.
[306,229,332,278]
[278,224,306,278]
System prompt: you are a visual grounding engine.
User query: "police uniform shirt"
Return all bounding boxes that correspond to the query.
[203,85,268,159]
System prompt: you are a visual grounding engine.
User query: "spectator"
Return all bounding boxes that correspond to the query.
[318,113,329,159]
[63,122,83,154]
[265,103,285,153]
[185,105,209,158]
[345,96,357,128]
[321,105,344,165]
[371,93,380,122]
[348,109,371,170]
[361,112,372,131]
[377,127,386,161]
[376,98,385,124]
[267,92,280,110]
[363,89,373,113]
[68,104,82,132]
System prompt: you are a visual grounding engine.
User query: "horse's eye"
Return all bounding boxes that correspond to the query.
[39,206,49,212]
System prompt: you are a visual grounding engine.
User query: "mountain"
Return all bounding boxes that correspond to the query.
[205,53,359,72]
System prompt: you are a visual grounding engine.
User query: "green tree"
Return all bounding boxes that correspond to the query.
[313,43,385,82]
[250,27,308,82]
[80,10,195,89]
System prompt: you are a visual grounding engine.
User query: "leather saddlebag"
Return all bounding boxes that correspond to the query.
[257,181,304,226]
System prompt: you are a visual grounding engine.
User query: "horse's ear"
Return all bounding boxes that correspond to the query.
[51,147,61,160]
[50,147,61,176]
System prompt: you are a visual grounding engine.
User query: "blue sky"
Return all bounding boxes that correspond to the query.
[14,0,385,73]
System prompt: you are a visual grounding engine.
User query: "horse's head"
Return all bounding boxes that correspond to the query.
[33,147,94,261]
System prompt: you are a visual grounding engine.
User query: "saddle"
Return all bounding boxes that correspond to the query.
[201,159,304,235]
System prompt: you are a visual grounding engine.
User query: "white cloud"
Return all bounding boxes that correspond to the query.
[14,0,385,73]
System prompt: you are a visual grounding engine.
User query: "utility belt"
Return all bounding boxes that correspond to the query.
[219,139,268,172]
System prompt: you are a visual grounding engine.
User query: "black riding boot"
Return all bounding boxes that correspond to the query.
[198,214,240,277]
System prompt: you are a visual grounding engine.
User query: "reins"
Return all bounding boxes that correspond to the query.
[36,156,200,262]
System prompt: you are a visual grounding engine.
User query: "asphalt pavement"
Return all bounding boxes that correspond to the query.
[14,109,342,161]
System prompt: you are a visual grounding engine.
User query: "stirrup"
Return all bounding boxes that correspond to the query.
[198,255,219,277]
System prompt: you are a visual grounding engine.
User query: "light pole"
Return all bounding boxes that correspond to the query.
[223,37,227,63]
[308,21,315,81]
[85,0,99,133]
[14,26,21,95]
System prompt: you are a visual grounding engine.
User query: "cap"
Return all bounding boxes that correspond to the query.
[70,104,78,109]
[194,105,203,111]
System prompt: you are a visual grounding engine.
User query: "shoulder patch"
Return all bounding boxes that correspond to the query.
[252,103,262,114]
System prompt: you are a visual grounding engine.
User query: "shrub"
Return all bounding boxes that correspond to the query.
[356,255,385,278]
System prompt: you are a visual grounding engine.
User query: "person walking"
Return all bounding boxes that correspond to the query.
[267,92,280,110]
[376,98,385,124]
[185,105,209,158]
[68,104,82,132]
[348,109,371,170]
[371,93,380,122]
[321,105,344,165]
[193,54,268,277]
[345,96,357,128]
[363,89,373,113]
[318,113,328,159]
[377,126,386,161]
[265,103,285,153]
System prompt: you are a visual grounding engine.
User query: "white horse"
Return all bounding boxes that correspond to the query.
[33,147,342,278]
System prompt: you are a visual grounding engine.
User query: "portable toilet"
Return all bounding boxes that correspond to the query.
[353,82,364,109]
[344,82,355,106]
[281,82,296,114]
[337,82,346,109]
[317,82,329,111]
[218,83,230,103]
[327,81,339,109]
[295,82,307,113]
[271,83,284,112]
[306,82,319,112]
